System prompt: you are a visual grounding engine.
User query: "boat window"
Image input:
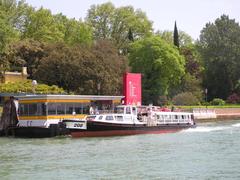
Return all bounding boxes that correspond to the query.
[175,115,178,119]
[105,116,114,121]
[86,116,96,120]
[132,107,137,115]
[116,107,124,114]
[126,107,131,114]
[98,116,103,120]
[115,116,123,121]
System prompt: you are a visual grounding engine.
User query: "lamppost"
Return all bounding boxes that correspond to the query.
[205,88,208,107]
[32,80,37,94]
[97,83,101,95]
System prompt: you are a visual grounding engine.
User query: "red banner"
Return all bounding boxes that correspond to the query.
[123,73,142,105]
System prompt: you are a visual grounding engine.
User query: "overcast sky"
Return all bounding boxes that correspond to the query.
[25,0,240,40]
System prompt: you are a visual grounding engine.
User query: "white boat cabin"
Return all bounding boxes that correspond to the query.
[86,105,195,126]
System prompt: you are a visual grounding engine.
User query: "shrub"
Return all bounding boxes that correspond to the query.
[0,80,65,94]
[226,93,240,104]
[210,98,225,106]
[172,92,199,106]
[157,96,169,106]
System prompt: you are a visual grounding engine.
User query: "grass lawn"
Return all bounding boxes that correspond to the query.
[177,104,240,109]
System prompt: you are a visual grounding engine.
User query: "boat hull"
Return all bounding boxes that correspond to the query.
[70,121,195,138]
[8,124,69,138]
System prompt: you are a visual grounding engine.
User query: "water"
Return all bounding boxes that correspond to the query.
[1,120,240,180]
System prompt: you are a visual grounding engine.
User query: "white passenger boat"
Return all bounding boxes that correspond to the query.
[68,105,196,138]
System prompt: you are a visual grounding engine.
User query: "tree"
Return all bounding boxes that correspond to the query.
[198,15,240,100]
[157,30,193,47]
[86,2,153,53]
[22,7,64,42]
[0,0,29,52]
[173,21,179,48]
[128,28,134,42]
[4,39,46,79]
[34,41,128,95]
[129,36,185,105]
[54,13,93,46]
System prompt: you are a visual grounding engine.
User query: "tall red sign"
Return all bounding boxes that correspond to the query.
[123,73,142,105]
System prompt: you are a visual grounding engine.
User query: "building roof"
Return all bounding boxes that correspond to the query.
[16,94,124,101]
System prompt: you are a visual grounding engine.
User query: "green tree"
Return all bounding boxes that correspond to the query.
[179,46,203,100]
[34,41,127,95]
[173,21,179,48]
[128,28,134,42]
[129,36,185,105]
[22,7,64,42]
[157,30,193,47]
[0,0,29,52]
[54,13,93,46]
[198,14,240,100]
[86,2,153,53]
[4,39,46,79]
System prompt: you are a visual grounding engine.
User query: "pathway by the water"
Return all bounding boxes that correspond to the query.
[1,120,240,180]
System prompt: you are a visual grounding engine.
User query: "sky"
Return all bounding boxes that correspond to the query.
[25,0,240,40]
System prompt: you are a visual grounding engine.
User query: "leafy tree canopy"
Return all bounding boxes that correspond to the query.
[0,0,29,52]
[86,2,153,53]
[157,30,193,47]
[198,14,240,100]
[129,35,185,105]
[3,39,46,79]
[34,40,128,95]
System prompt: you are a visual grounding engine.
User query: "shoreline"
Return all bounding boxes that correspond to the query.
[195,107,240,122]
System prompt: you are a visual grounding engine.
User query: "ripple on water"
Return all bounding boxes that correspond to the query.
[0,120,240,179]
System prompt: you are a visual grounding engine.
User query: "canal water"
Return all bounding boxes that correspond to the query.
[1,120,240,180]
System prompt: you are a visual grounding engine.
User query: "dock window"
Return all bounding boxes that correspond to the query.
[83,104,90,114]
[19,104,28,116]
[29,104,37,115]
[56,104,65,115]
[66,103,75,114]
[19,103,46,116]
[48,103,57,115]
[75,104,83,114]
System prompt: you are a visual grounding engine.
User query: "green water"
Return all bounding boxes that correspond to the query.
[1,120,240,180]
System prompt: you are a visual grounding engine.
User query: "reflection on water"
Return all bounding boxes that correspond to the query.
[1,120,240,180]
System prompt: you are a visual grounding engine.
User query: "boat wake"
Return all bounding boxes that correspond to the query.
[232,123,240,127]
[182,122,240,133]
[182,126,230,133]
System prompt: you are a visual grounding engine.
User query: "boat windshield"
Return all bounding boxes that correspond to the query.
[115,107,124,114]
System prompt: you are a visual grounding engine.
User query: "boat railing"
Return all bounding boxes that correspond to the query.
[192,108,216,119]
[154,113,193,125]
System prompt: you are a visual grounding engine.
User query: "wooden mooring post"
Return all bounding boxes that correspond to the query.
[0,97,18,136]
